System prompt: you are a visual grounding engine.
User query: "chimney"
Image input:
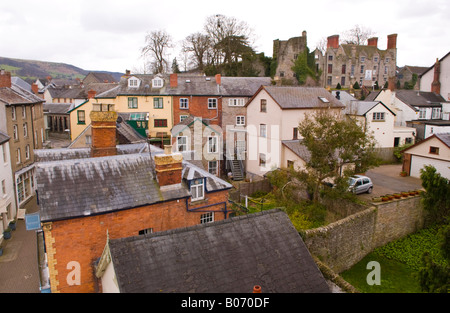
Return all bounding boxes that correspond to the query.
[253,285,261,293]
[367,37,378,47]
[154,145,183,187]
[215,74,221,85]
[388,76,396,92]
[327,35,339,49]
[387,34,397,49]
[170,73,178,87]
[88,89,96,99]
[90,108,118,158]
[431,58,441,95]
[31,83,39,94]
[0,70,12,88]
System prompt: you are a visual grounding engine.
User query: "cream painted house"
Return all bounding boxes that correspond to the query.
[245,86,344,178]
[402,133,450,179]
[420,52,450,101]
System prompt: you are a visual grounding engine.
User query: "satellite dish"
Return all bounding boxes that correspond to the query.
[117,116,123,123]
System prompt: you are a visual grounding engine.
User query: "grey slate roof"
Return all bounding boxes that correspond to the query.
[344,100,396,116]
[35,145,232,222]
[107,209,330,293]
[396,90,446,109]
[0,131,10,145]
[220,77,272,96]
[260,86,345,109]
[0,84,44,105]
[43,103,75,114]
[282,140,311,162]
[435,133,450,148]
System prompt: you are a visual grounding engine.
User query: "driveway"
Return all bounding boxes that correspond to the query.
[357,164,423,201]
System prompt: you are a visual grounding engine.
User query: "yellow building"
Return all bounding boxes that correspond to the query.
[69,74,173,146]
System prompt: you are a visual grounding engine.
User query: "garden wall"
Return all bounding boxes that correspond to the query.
[303,195,425,273]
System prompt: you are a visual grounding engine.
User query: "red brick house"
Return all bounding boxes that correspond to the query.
[35,108,232,293]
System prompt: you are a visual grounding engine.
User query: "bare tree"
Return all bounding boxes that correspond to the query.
[141,30,173,74]
[182,32,211,71]
[341,25,376,45]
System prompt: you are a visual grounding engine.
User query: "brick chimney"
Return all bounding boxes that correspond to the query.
[367,37,378,47]
[215,74,221,85]
[388,76,396,92]
[154,145,183,187]
[90,107,118,158]
[31,83,39,94]
[0,70,12,88]
[431,58,441,95]
[88,89,96,99]
[327,35,339,49]
[170,73,178,87]
[387,34,398,49]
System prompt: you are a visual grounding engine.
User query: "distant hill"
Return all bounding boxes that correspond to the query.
[0,56,123,84]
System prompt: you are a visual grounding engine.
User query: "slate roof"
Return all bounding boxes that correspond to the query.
[256,86,345,109]
[0,131,10,145]
[107,209,330,293]
[282,140,311,162]
[435,133,450,148]
[0,84,44,105]
[43,103,75,114]
[344,101,396,116]
[396,90,446,109]
[221,77,272,96]
[35,145,232,222]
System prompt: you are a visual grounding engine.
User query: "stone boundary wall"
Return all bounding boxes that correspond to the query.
[303,195,424,273]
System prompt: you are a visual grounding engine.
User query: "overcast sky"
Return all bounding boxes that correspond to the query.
[1,0,449,74]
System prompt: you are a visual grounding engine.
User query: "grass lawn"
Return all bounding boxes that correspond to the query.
[341,252,422,293]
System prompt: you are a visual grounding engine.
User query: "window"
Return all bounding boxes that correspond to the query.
[384,66,388,75]
[128,97,138,109]
[236,116,245,126]
[25,145,30,160]
[208,161,218,175]
[85,135,92,145]
[341,76,346,86]
[328,64,333,74]
[208,98,217,109]
[177,136,187,152]
[1,180,5,197]
[374,56,379,63]
[229,98,245,106]
[432,107,441,119]
[342,64,346,74]
[260,99,267,112]
[287,160,294,168]
[23,123,28,138]
[405,137,413,144]
[351,65,355,76]
[327,76,332,86]
[385,58,390,63]
[328,55,333,61]
[180,115,188,122]
[259,153,266,167]
[419,108,426,119]
[180,98,189,109]
[372,112,385,121]
[130,112,147,120]
[152,77,163,88]
[200,212,214,224]
[293,128,298,139]
[2,145,7,164]
[11,106,16,120]
[16,148,21,164]
[361,56,366,63]
[13,125,18,140]
[153,97,164,109]
[77,110,86,124]
[154,119,167,127]
[190,178,204,201]
[360,65,365,74]
[260,124,266,138]
[128,77,140,88]
[429,146,439,155]
[22,106,26,119]
[138,228,153,235]
[208,136,218,153]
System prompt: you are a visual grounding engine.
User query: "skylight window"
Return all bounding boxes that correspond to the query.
[319,97,330,103]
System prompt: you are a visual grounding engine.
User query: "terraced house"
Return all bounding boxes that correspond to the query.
[0,70,45,211]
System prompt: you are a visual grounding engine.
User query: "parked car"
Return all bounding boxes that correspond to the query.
[348,175,373,194]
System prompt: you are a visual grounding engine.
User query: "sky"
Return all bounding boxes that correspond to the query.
[1,0,449,74]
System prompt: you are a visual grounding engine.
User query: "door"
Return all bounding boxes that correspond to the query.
[236,140,246,160]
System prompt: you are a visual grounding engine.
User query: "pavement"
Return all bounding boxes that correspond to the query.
[0,199,41,293]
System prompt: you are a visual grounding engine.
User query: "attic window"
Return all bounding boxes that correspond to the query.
[128,77,140,88]
[319,97,330,103]
[152,77,164,88]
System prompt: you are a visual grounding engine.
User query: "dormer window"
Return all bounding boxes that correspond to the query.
[152,77,164,88]
[128,77,140,88]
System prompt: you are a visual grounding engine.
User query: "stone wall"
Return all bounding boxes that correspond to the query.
[303,195,424,273]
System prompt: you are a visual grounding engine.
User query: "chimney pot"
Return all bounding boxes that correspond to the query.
[215,74,221,85]
[327,35,339,49]
[253,285,261,293]
[368,37,378,47]
[387,34,398,50]
[88,89,96,99]
[31,83,39,94]
[0,70,12,88]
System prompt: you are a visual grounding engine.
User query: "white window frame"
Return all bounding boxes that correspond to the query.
[177,136,187,152]
[228,98,245,107]
[419,108,426,119]
[128,77,140,88]
[259,153,266,167]
[208,98,217,109]
[236,116,245,126]
[11,106,16,120]
[16,148,21,164]
[152,77,164,88]
[190,178,204,201]
[432,107,441,119]
[200,212,214,224]
[180,98,189,109]
[25,144,30,160]
[22,106,26,119]
[23,123,28,138]
[372,112,385,121]
[208,136,218,153]
[13,125,18,140]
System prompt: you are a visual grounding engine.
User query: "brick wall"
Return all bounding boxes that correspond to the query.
[44,190,230,293]
[173,96,222,126]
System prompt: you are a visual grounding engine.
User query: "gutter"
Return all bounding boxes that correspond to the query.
[185,198,229,220]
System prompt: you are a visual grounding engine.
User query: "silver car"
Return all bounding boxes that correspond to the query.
[349,175,373,194]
